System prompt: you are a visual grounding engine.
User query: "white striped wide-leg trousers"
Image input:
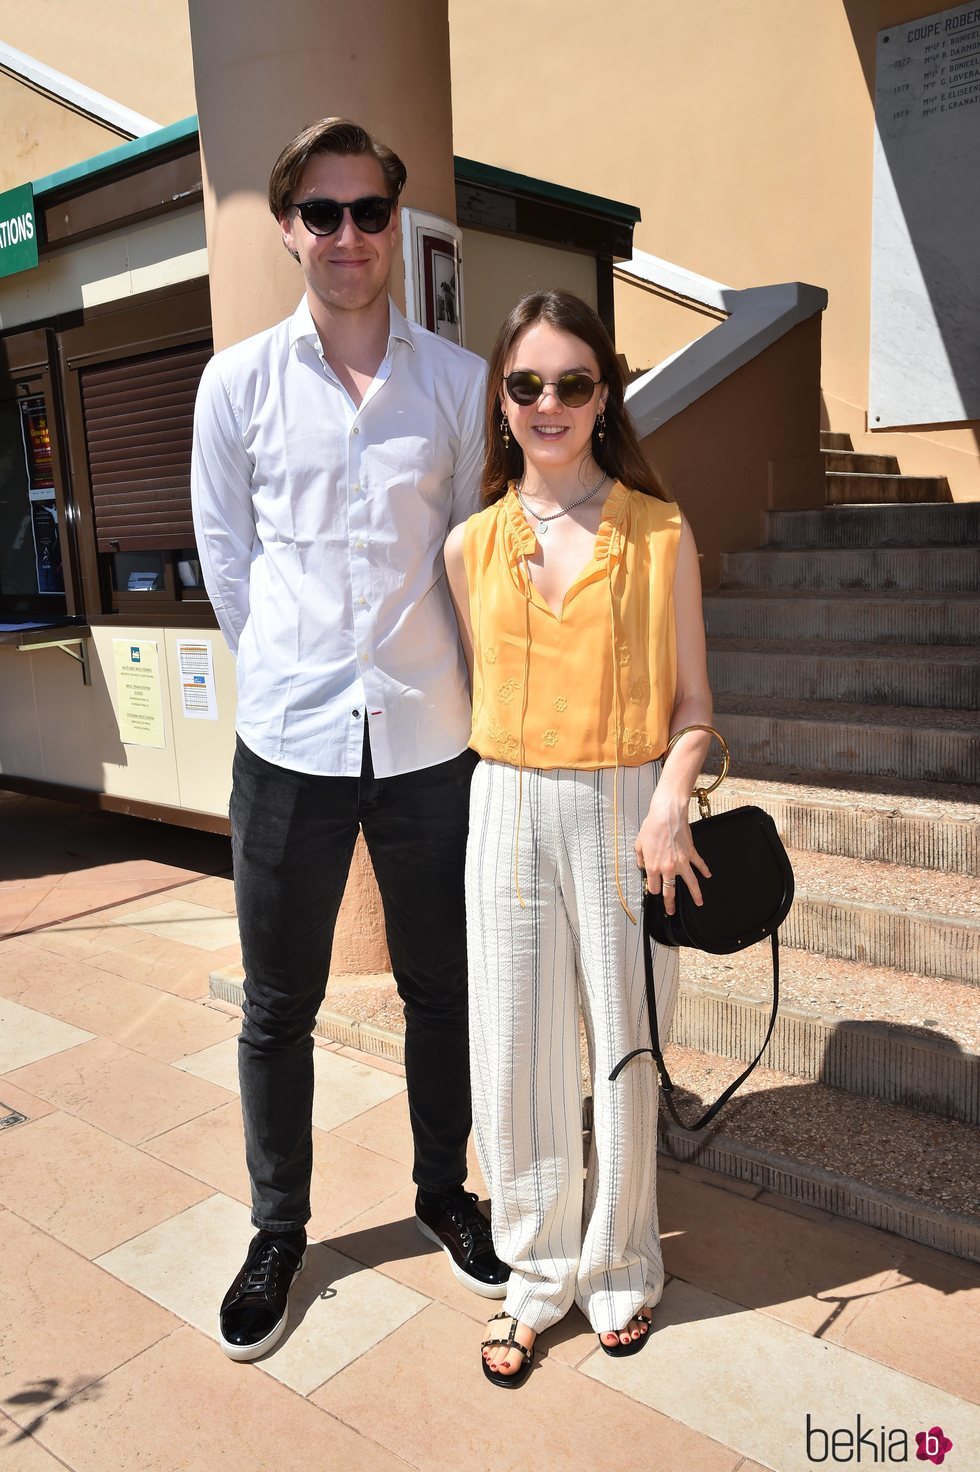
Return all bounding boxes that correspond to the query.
[465,759,679,1337]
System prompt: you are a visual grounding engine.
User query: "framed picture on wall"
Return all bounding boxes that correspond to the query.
[401,209,464,345]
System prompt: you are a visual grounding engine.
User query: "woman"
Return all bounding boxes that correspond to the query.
[444,290,713,1387]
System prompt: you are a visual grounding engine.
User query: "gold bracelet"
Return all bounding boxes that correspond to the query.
[663,724,730,819]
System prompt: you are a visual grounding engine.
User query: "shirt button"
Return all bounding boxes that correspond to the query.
[355,539,366,550]
[357,596,368,607]
[352,708,361,718]
[352,427,360,436]
[352,482,363,494]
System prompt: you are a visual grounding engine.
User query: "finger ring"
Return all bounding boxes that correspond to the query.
[662,878,676,889]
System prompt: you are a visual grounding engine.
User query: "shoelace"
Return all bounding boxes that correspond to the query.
[239,1241,280,1297]
[446,1193,493,1251]
[236,1237,300,1300]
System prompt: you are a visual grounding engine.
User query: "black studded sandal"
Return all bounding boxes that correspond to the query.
[598,1311,652,1357]
[481,1311,535,1389]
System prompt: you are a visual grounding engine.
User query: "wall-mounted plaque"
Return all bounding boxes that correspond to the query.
[870,3,980,427]
[401,209,464,345]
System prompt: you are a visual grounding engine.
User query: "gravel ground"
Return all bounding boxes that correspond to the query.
[662,1044,979,1218]
[790,848,979,918]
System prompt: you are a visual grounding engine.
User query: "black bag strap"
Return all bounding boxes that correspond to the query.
[608,905,781,1133]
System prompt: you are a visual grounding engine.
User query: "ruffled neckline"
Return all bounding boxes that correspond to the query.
[502,479,631,568]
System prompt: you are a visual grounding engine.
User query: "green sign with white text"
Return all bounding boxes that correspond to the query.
[0,184,38,278]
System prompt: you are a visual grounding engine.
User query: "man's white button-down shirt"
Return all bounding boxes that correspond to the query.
[191,296,486,778]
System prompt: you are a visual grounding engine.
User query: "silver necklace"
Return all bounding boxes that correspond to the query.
[516,471,607,536]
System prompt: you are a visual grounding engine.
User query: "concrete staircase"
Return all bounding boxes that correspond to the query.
[667,431,980,1259]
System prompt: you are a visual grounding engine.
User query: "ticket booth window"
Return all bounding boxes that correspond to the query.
[77,340,212,616]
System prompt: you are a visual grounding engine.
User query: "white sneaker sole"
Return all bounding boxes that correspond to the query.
[218,1250,306,1361]
[415,1217,508,1299]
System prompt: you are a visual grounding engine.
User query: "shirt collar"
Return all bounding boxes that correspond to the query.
[288,294,415,354]
[387,299,415,350]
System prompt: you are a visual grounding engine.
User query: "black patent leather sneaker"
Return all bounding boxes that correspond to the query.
[415,1189,510,1298]
[218,1229,307,1361]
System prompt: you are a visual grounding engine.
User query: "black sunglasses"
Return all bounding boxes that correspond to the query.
[504,370,602,408]
[292,195,395,237]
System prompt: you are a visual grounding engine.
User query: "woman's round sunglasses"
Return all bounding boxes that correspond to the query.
[504,370,602,408]
[292,195,395,237]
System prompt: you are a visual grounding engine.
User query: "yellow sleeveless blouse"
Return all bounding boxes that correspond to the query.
[463,482,682,771]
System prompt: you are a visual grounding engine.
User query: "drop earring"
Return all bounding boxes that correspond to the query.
[500,412,511,449]
[596,411,606,444]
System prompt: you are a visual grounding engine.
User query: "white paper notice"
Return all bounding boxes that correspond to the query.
[176,639,218,720]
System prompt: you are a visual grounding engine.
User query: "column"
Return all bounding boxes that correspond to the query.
[188,0,457,971]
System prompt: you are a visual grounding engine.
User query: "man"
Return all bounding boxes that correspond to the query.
[191,117,507,1363]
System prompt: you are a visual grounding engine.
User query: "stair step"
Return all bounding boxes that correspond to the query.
[822,449,900,473]
[720,546,980,592]
[707,638,980,709]
[658,1053,979,1261]
[672,949,978,1123]
[704,590,980,646]
[825,472,949,505]
[782,849,980,985]
[708,773,980,874]
[208,965,980,1260]
[766,501,980,548]
[712,696,980,783]
[819,431,853,450]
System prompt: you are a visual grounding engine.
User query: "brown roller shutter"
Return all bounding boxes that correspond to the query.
[80,341,211,553]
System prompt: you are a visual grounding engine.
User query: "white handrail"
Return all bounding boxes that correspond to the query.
[0,43,160,139]
[616,248,735,312]
[619,249,828,436]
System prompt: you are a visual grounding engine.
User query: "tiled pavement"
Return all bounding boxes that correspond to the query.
[1,793,977,1471]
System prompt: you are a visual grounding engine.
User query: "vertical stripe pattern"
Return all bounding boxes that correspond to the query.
[466,758,679,1336]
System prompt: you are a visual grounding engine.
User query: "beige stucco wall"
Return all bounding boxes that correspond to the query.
[645,317,825,590]
[612,275,724,381]
[461,229,598,359]
[449,0,980,500]
[0,0,196,130]
[0,72,122,194]
[0,626,236,816]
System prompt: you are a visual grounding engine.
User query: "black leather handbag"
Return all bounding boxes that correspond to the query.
[610,725,795,1132]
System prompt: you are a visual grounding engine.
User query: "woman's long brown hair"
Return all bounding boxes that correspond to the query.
[480,290,669,506]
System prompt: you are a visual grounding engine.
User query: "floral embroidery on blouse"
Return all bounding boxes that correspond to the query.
[496,677,519,705]
[554,696,567,712]
[629,677,650,704]
[487,719,518,761]
[484,647,497,665]
[621,727,655,759]
[617,642,631,666]
[542,729,559,748]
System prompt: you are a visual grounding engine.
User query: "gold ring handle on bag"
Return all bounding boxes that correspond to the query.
[664,724,730,819]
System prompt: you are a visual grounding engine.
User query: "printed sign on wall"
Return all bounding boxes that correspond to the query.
[0,184,38,279]
[113,640,165,747]
[176,638,218,720]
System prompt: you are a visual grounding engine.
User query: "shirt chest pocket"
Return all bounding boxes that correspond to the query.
[364,433,453,523]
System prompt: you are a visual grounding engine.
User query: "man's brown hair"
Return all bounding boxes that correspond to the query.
[268,118,407,218]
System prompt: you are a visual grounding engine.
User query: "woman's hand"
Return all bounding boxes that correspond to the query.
[634,789,711,916]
